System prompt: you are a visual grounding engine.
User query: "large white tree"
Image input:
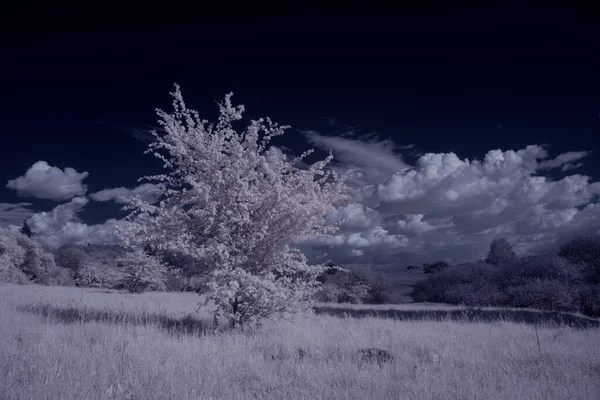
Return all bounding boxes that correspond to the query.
[117,85,356,328]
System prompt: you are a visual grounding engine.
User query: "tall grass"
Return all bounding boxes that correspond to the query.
[1,283,599,400]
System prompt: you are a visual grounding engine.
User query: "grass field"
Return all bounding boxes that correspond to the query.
[1,283,599,400]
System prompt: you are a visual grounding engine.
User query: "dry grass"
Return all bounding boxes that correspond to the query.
[1,283,599,400]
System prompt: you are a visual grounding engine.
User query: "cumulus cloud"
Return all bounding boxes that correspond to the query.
[6,161,89,201]
[90,183,160,204]
[295,137,600,266]
[27,197,121,248]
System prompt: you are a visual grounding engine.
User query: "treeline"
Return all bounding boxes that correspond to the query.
[413,237,600,317]
[1,229,388,303]
[4,226,599,316]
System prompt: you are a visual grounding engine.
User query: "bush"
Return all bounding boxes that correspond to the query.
[495,255,583,289]
[559,236,600,284]
[413,261,502,305]
[314,265,389,304]
[578,284,600,317]
[74,260,124,289]
[38,265,76,286]
[423,261,449,274]
[505,279,580,312]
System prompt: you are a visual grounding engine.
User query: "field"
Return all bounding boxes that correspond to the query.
[1,283,599,400]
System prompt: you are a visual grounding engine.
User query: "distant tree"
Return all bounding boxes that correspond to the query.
[0,229,72,285]
[0,230,29,283]
[74,261,104,288]
[54,244,90,272]
[117,85,355,329]
[486,237,517,266]
[558,236,600,283]
[423,261,449,274]
[117,249,169,293]
[19,220,32,237]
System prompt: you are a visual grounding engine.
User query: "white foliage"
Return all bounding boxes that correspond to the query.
[0,231,26,268]
[0,231,28,282]
[74,261,105,288]
[117,85,355,327]
[117,249,168,293]
[0,229,63,284]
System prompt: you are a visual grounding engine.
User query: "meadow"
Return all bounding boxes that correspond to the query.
[1,283,599,400]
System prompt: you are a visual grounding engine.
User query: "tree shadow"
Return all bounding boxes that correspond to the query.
[313,306,600,329]
[17,303,215,337]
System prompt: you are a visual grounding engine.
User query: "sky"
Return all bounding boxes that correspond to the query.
[1,5,599,267]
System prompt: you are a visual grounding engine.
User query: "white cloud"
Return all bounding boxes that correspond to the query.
[27,197,121,248]
[6,161,88,201]
[538,150,590,171]
[303,130,411,188]
[90,183,160,204]
[295,136,600,266]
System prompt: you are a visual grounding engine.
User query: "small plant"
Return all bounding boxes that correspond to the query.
[356,348,394,366]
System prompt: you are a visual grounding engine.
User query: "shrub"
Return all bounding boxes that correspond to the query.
[314,265,388,304]
[413,261,502,305]
[559,236,600,284]
[423,261,449,274]
[578,284,600,317]
[504,279,580,312]
[495,255,583,289]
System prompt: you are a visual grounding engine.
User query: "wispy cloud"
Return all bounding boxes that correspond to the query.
[0,202,35,228]
[90,183,160,204]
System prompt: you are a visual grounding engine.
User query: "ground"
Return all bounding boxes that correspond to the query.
[1,283,599,400]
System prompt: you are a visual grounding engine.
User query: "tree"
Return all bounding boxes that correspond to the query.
[117,249,169,293]
[486,237,517,266]
[0,229,72,285]
[54,244,90,272]
[19,220,32,237]
[558,236,600,283]
[117,85,354,329]
[0,230,29,283]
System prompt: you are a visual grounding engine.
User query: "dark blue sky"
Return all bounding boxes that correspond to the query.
[1,5,599,263]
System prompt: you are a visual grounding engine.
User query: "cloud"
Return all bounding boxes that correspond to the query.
[295,138,600,267]
[6,161,89,201]
[0,202,35,227]
[303,131,411,188]
[26,197,121,248]
[90,183,160,204]
[538,150,590,171]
